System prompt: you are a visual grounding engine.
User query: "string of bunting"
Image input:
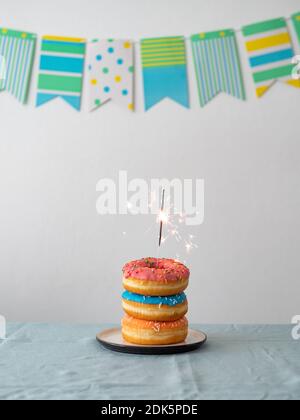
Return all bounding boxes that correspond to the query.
[0,12,300,111]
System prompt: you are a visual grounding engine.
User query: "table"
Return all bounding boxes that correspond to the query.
[0,323,299,400]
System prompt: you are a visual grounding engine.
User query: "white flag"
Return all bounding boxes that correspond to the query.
[87,39,134,111]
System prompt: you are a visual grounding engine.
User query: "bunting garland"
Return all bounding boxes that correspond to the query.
[0,11,300,112]
[191,30,245,107]
[242,18,300,97]
[36,35,86,110]
[0,28,36,104]
[141,36,189,110]
[87,39,134,111]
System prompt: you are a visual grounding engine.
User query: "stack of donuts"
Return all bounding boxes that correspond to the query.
[121,257,190,345]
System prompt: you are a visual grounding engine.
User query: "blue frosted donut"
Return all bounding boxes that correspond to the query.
[122,291,188,321]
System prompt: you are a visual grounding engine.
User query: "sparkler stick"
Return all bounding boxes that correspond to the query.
[158,189,165,247]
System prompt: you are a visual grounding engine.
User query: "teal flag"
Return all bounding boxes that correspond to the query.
[141,36,189,110]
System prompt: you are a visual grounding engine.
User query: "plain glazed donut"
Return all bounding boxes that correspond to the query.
[122,258,190,296]
[122,314,188,345]
[122,291,188,322]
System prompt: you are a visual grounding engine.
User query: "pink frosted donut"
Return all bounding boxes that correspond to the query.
[122,257,190,296]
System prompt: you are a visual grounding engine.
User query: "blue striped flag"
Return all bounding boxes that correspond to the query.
[0,28,36,104]
[191,29,245,107]
[36,35,86,110]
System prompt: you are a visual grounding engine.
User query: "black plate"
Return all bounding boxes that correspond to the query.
[96,328,207,355]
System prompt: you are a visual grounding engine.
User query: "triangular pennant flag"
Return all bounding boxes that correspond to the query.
[0,28,36,104]
[292,12,300,44]
[191,29,246,107]
[87,39,134,111]
[36,35,86,111]
[242,18,300,98]
[141,36,189,110]
[36,92,81,109]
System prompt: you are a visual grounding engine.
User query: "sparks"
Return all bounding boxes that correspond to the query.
[144,190,199,257]
[185,243,192,252]
[158,210,169,224]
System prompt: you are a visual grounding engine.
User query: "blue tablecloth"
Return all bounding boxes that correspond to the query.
[0,324,299,400]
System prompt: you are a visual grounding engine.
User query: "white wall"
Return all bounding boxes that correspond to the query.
[1,0,300,324]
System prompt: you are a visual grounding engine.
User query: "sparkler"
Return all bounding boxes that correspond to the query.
[155,189,198,257]
[158,189,165,247]
[124,189,198,258]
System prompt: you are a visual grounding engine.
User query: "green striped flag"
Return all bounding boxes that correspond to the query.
[292,12,300,44]
[242,18,300,97]
[0,28,36,104]
[191,29,245,107]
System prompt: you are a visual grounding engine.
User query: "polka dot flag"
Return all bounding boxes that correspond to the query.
[88,39,134,111]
